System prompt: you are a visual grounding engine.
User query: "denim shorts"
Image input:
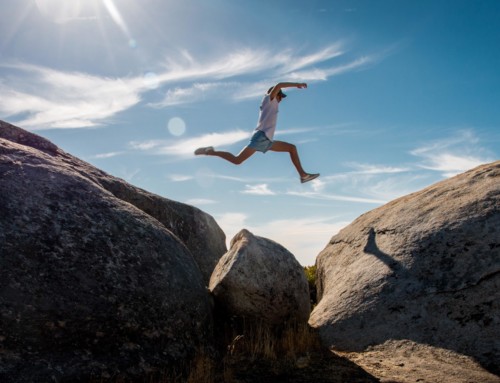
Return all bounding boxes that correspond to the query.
[247,130,273,153]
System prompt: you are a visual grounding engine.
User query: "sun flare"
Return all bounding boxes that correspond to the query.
[34,0,84,24]
[34,0,130,35]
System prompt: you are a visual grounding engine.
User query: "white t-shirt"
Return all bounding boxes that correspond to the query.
[255,94,279,140]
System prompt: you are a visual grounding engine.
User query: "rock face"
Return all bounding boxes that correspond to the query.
[209,229,310,324]
[0,120,226,284]
[0,121,221,381]
[309,161,500,373]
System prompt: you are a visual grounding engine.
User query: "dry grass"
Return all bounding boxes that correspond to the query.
[152,319,323,383]
[224,319,321,361]
[185,352,216,383]
[90,266,322,382]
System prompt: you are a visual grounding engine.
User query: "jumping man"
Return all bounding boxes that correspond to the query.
[194,82,320,183]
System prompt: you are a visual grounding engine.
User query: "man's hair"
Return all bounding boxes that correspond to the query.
[267,86,287,98]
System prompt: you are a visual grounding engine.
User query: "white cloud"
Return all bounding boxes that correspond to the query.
[0,43,381,129]
[309,162,427,204]
[310,178,326,192]
[416,153,487,177]
[151,82,237,108]
[241,183,276,196]
[216,212,249,246]
[249,217,350,266]
[344,162,411,175]
[360,174,429,202]
[91,151,123,159]
[169,174,194,182]
[280,44,344,74]
[287,190,387,204]
[215,212,348,265]
[119,167,141,181]
[288,56,376,81]
[156,48,281,83]
[0,63,141,129]
[130,129,249,158]
[129,140,166,151]
[160,130,250,157]
[410,130,494,177]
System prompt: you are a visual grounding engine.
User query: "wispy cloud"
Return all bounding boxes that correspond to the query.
[410,130,494,177]
[360,174,429,202]
[215,212,349,265]
[169,174,194,182]
[119,167,141,182]
[91,151,124,159]
[150,82,237,108]
[416,153,488,177]
[248,216,350,265]
[216,212,248,245]
[287,190,387,204]
[0,63,141,129]
[129,139,166,151]
[130,129,250,158]
[279,44,344,74]
[0,43,381,129]
[341,162,410,175]
[287,56,376,81]
[241,183,276,195]
[291,162,416,204]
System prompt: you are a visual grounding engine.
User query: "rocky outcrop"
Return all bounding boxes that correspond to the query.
[0,120,226,284]
[0,121,219,381]
[209,229,310,324]
[309,161,500,373]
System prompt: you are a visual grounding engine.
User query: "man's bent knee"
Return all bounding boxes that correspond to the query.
[234,156,247,165]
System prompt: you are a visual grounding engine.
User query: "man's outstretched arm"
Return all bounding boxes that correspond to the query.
[269,82,307,99]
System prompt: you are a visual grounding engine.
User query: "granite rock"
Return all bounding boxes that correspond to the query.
[209,229,310,324]
[309,161,500,373]
[0,121,218,381]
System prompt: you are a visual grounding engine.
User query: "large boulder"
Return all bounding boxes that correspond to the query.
[0,120,226,284]
[309,161,500,373]
[0,123,215,381]
[209,229,310,324]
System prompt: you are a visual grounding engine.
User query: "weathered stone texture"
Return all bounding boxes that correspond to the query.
[310,161,500,373]
[210,229,310,324]
[0,121,221,381]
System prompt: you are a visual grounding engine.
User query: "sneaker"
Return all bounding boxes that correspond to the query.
[194,146,214,155]
[300,173,320,183]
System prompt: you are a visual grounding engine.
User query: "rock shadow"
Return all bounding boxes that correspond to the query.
[324,226,500,376]
[363,228,405,274]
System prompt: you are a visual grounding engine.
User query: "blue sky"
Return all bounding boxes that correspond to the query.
[1,0,499,265]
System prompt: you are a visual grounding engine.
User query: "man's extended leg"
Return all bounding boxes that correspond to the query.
[196,146,256,165]
[269,141,308,177]
[269,141,319,182]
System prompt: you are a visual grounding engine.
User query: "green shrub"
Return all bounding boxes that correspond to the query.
[303,265,317,305]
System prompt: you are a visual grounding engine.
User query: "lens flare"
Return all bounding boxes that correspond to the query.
[102,0,129,36]
[128,39,137,48]
[143,72,159,90]
[167,117,186,136]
